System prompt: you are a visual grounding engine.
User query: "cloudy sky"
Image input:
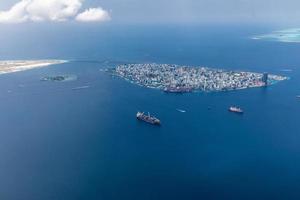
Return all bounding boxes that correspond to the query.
[0,0,300,25]
[0,0,111,23]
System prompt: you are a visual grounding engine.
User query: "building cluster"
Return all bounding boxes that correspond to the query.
[114,63,287,92]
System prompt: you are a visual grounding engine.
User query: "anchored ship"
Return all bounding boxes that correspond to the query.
[228,106,244,114]
[136,112,161,125]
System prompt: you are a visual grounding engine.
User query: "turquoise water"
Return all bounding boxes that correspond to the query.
[253,28,300,43]
[0,25,300,200]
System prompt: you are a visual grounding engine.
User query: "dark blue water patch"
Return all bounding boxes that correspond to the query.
[0,26,300,200]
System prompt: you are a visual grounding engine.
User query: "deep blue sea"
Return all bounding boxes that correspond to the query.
[0,25,300,200]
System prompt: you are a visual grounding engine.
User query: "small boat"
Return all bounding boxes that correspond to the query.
[228,106,244,114]
[176,109,186,113]
[136,112,161,125]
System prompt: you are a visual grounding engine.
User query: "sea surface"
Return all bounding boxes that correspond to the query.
[0,25,300,200]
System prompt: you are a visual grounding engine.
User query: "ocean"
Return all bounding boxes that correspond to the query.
[0,25,300,200]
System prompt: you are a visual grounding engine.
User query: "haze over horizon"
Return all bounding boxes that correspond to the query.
[0,0,300,25]
[0,0,299,60]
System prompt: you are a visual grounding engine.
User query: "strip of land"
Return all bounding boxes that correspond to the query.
[0,60,68,75]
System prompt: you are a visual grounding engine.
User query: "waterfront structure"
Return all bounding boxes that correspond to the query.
[262,73,268,85]
[112,63,287,93]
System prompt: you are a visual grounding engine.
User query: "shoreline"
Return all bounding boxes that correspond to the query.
[0,60,68,75]
[110,63,288,93]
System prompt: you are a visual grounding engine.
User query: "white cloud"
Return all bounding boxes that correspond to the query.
[76,7,111,22]
[26,0,83,22]
[0,0,110,23]
[0,0,29,23]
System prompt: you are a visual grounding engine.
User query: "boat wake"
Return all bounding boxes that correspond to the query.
[176,109,186,113]
[72,86,90,90]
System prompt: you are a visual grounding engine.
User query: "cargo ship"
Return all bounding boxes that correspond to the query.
[228,106,244,114]
[136,112,161,125]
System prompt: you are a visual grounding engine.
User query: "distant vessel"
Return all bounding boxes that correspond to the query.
[136,112,161,125]
[176,109,186,113]
[228,106,244,114]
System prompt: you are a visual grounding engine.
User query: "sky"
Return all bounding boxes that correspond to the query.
[0,0,300,25]
[0,0,299,59]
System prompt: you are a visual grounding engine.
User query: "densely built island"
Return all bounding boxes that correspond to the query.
[0,60,67,75]
[111,63,287,92]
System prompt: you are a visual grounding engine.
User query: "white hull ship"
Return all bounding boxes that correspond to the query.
[228,106,244,114]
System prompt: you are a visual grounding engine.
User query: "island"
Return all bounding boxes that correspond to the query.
[252,28,300,43]
[0,60,68,75]
[111,63,287,93]
[41,75,77,82]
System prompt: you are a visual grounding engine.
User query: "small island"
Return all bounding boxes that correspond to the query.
[111,63,287,93]
[252,28,300,43]
[41,75,77,82]
[0,60,67,75]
